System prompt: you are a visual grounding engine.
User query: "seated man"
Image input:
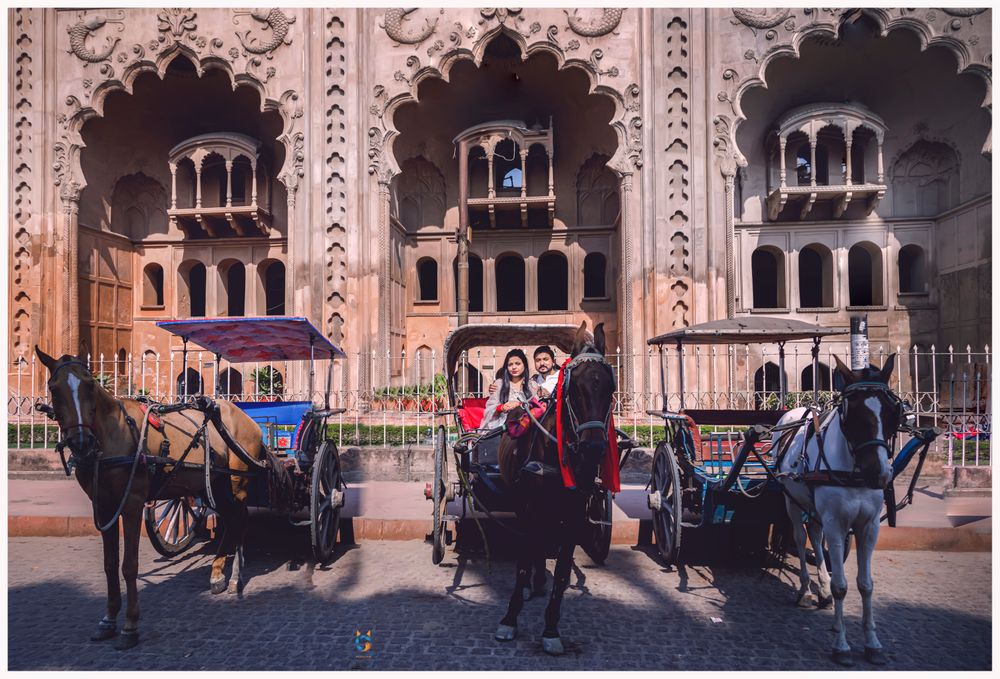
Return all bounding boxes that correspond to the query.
[530,345,560,398]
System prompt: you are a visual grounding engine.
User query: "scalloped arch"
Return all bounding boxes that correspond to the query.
[728,9,991,166]
[377,27,633,179]
[58,46,286,200]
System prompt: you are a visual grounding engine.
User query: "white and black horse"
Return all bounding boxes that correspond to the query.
[773,354,903,666]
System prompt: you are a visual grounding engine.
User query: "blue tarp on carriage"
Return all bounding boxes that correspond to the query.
[155,317,345,362]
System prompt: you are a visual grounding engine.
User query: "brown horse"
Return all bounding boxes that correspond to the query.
[35,348,285,650]
[494,322,616,655]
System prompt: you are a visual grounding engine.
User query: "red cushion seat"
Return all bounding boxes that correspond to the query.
[458,398,488,431]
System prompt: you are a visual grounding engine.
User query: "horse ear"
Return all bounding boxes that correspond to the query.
[593,322,606,356]
[879,353,897,384]
[833,354,857,385]
[571,320,589,356]
[34,346,56,371]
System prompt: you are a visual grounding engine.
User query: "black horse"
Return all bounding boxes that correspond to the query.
[495,321,616,655]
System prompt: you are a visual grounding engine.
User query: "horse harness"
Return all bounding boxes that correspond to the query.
[37,389,268,533]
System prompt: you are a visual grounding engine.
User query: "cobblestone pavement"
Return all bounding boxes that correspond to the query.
[8,529,991,671]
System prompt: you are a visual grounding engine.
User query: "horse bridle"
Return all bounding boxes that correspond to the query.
[837,380,905,458]
[40,360,102,460]
[560,351,615,447]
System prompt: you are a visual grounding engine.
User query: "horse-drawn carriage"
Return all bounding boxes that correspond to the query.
[642,317,941,568]
[425,324,634,566]
[147,316,348,563]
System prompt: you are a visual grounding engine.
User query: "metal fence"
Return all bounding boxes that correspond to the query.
[8,343,991,466]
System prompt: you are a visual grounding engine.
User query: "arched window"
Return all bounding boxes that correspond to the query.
[417,258,438,302]
[502,168,522,190]
[537,251,568,311]
[753,362,785,409]
[218,368,244,397]
[261,260,285,315]
[179,261,206,317]
[751,247,785,309]
[142,263,164,307]
[220,260,245,316]
[176,368,203,397]
[496,254,525,312]
[801,362,831,392]
[848,242,883,306]
[898,244,927,294]
[583,252,607,299]
[798,244,833,308]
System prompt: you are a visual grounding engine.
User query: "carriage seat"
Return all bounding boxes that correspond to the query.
[458,398,488,431]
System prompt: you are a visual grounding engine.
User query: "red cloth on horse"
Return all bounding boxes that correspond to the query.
[554,358,621,493]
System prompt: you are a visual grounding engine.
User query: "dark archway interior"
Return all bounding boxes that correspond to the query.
[538,252,568,310]
[79,55,286,236]
[496,255,525,312]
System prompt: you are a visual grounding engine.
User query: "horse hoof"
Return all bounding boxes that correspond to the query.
[831,649,854,667]
[113,630,139,651]
[90,624,117,642]
[796,592,816,608]
[227,579,242,595]
[210,578,227,595]
[494,624,517,642]
[542,636,565,656]
[816,594,833,609]
[865,647,887,665]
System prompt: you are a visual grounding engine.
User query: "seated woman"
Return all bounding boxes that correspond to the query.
[480,348,538,432]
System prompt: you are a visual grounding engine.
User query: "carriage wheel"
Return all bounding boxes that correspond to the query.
[431,425,449,565]
[144,497,209,558]
[581,488,613,565]
[311,440,345,563]
[650,441,683,565]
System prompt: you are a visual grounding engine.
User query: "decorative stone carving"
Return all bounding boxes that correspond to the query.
[383,9,439,45]
[891,139,961,217]
[941,8,987,17]
[277,90,305,198]
[157,9,197,38]
[233,9,295,57]
[479,8,522,26]
[576,154,620,226]
[67,12,125,64]
[664,15,691,328]
[565,9,624,37]
[11,8,36,361]
[731,8,791,31]
[326,13,348,345]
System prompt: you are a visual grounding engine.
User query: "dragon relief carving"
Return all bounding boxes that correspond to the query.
[731,8,792,30]
[67,12,125,64]
[565,9,624,37]
[234,9,295,56]
[383,9,440,45]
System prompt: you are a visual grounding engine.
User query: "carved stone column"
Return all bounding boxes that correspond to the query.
[61,197,81,353]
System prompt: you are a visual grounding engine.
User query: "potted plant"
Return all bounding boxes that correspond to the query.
[251,366,284,402]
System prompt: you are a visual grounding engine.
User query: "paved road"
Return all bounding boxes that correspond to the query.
[8,532,990,671]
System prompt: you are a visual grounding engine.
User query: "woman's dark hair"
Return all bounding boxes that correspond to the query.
[498,348,531,404]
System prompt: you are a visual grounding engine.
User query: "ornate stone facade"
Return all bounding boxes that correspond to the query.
[7,8,992,394]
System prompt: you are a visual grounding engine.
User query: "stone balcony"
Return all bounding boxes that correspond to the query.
[766,182,887,220]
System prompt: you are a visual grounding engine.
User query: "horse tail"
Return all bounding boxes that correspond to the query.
[262,447,294,514]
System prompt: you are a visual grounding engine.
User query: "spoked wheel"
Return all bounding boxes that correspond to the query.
[311,440,345,563]
[649,442,683,565]
[144,497,210,558]
[581,488,613,565]
[431,425,449,565]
